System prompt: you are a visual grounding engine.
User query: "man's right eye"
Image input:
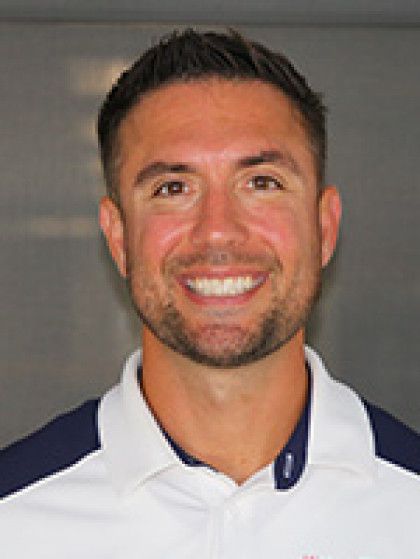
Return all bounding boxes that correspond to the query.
[153,181,188,197]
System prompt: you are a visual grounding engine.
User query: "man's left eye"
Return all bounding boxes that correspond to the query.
[248,175,283,191]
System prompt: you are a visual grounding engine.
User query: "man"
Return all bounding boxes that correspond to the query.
[0,29,419,558]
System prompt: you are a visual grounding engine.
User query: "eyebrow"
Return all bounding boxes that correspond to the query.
[134,162,194,186]
[134,149,303,187]
[237,150,303,178]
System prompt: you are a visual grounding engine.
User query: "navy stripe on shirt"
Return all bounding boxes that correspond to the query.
[0,399,100,499]
[364,400,420,476]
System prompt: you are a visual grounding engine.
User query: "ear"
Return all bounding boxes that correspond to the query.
[318,186,342,268]
[99,196,127,277]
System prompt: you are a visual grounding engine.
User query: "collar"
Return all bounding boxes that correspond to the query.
[152,367,311,491]
[305,346,376,477]
[98,350,179,497]
[99,347,376,497]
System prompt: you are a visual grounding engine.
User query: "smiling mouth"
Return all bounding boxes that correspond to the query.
[185,275,266,297]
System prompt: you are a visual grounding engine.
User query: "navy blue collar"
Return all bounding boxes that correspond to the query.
[273,370,311,490]
[138,365,311,491]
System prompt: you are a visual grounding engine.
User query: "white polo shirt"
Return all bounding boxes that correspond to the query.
[0,347,419,558]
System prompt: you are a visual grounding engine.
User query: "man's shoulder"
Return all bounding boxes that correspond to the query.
[363,400,420,476]
[0,399,100,500]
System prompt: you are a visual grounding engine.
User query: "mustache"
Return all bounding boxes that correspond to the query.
[165,249,282,273]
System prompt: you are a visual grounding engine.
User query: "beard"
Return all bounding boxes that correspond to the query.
[126,247,321,369]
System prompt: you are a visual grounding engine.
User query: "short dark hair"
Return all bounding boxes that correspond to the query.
[97,28,326,203]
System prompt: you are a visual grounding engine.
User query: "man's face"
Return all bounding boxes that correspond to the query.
[101,78,340,367]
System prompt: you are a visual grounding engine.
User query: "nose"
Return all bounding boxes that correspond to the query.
[190,184,248,250]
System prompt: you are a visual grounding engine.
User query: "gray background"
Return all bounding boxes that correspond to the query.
[0,2,419,448]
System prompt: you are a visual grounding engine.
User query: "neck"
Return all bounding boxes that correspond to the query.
[141,329,308,485]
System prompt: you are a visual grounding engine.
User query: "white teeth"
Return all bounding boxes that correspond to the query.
[186,276,262,296]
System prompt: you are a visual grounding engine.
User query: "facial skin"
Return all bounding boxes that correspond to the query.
[100,78,341,369]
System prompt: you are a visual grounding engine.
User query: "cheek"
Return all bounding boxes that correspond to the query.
[246,204,304,258]
[126,211,189,272]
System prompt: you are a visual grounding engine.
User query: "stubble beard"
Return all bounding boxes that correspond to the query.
[126,249,322,369]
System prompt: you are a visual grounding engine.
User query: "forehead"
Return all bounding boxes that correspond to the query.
[117,78,315,178]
